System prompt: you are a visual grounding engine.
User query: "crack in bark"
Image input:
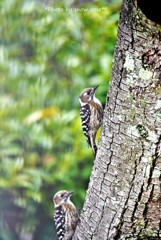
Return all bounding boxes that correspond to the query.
[137,184,154,238]
[113,201,128,240]
[93,134,115,239]
[158,219,161,237]
[112,52,124,113]
[117,26,133,45]
[89,130,115,239]
[140,136,161,239]
[113,146,137,240]
[130,135,161,238]
[92,201,106,239]
[147,135,161,189]
[92,179,107,237]
[131,183,144,226]
[106,197,118,238]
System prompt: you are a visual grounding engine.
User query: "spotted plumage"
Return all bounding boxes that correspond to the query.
[53,190,79,240]
[79,86,103,157]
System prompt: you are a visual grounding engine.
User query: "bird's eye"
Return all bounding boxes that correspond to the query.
[83,91,90,96]
[60,194,64,198]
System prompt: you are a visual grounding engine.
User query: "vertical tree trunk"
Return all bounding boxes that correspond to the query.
[73,0,161,239]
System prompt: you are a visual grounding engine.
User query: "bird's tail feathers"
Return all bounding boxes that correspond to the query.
[91,141,97,157]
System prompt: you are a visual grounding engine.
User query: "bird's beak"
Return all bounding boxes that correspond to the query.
[69,190,74,196]
[67,191,74,198]
[64,191,74,202]
[93,85,99,92]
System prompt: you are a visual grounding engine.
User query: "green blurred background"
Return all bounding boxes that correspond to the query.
[0,0,121,239]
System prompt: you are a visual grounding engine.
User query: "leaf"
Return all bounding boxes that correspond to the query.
[24,107,60,125]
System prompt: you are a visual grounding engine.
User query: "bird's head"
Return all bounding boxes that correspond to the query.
[79,86,99,105]
[53,190,74,207]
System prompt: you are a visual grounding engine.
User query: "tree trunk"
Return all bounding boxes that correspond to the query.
[73,0,161,239]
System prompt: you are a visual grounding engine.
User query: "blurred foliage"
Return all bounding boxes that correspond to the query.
[0,0,121,239]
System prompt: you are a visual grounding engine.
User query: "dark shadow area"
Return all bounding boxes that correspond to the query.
[137,0,161,24]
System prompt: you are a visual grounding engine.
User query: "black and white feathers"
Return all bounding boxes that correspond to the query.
[53,190,79,240]
[79,86,103,157]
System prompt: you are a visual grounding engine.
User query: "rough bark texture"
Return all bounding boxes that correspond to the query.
[73,0,161,239]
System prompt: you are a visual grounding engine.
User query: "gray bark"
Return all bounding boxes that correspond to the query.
[73,0,161,239]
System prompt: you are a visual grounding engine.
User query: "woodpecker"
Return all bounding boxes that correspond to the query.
[79,86,103,157]
[53,190,79,240]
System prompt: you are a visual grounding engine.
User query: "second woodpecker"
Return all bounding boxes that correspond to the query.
[79,86,103,157]
[53,190,79,240]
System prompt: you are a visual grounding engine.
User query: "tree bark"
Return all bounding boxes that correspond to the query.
[73,0,161,239]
